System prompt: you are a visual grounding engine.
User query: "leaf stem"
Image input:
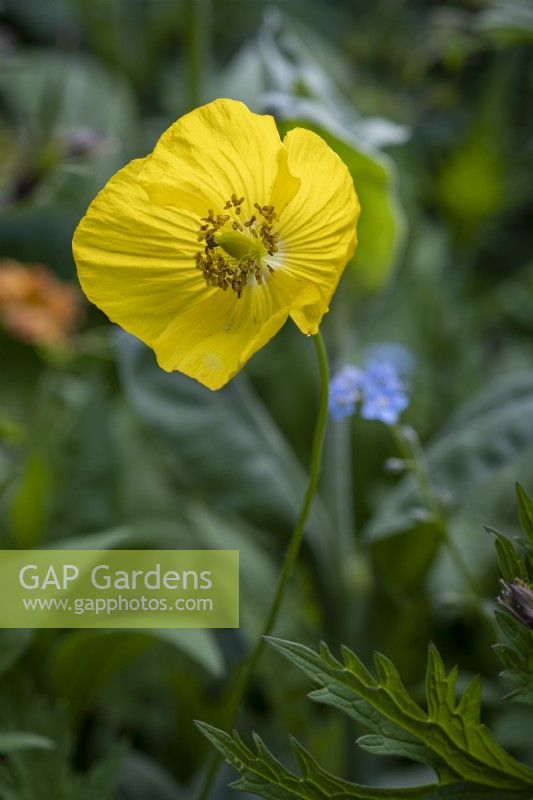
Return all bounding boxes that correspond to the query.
[196,332,330,800]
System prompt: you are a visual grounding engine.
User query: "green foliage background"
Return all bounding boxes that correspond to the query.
[0,0,532,798]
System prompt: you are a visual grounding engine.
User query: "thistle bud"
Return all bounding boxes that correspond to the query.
[497,579,533,630]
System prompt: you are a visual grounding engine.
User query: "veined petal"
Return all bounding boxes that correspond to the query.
[276,128,360,334]
[140,99,285,218]
[72,158,212,344]
[152,272,317,390]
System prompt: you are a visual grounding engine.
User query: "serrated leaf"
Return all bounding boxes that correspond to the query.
[495,609,533,647]
[355,733,431,764]
[493,532,528,582]
[494,595,533,704]
[197,723,532,800]
[267,638,533,789]
[493,643,525,671]
[197,721,431,799]
[300,640,436,771]
[493,483,533,699]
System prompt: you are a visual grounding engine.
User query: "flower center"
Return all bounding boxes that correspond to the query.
[195,194,280,298]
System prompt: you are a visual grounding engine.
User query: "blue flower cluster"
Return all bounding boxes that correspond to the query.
[329,350,411,426]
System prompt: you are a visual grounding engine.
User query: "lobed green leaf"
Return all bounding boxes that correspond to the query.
[266,638,533,789]
[197,723,532,800]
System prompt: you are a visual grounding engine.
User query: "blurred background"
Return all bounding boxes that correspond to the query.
[0,0,532,797]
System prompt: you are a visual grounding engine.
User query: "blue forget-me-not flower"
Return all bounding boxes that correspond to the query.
[361,360,409,424]
[329,344,412,425]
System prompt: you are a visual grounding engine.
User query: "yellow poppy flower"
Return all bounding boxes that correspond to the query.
[72,99,360,390]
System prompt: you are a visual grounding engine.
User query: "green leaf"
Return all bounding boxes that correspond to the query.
[495,609,533,655]
[266,638,533,789]
[489,528,528,582]
[491,489,533,703]
[494,608,533,703]
[197,723,532,800]
[372,519,442,595]
[326,132,405,291]
[516,484,533,546]
[197,722,432,799]
[9,453,52,547]
[49,628,223,723]
[0,732,54,754]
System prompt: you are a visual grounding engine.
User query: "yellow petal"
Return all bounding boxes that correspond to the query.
[140,99,285,219]
[72,158,212,344]
[152,271,316,390]
[270,146,301,216]
[276,128,360,334]
[72,105,359,392]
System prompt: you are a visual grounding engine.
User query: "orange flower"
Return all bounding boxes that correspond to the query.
[0,259,82,347]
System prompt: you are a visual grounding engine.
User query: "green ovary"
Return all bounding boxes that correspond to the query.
[216,231,266,264]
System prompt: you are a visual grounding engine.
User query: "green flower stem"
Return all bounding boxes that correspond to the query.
[390,424,481,600]
[197,332,330,800]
